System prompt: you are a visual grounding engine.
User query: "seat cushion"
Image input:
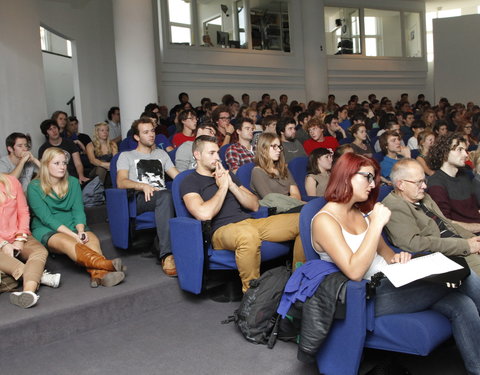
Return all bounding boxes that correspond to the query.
[365,310,452,355]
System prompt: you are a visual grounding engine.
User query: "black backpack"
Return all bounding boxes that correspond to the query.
[223,266,291,348]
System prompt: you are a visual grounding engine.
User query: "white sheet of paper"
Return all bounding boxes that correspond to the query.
[380,252,464,288]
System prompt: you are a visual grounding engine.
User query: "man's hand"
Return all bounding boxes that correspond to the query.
[213,161,229,190]
[79,175,90,184]
[142,183,160,202]
[467,236,480,254]
[399,145,411,159]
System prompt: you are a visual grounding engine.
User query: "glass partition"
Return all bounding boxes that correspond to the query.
[364,9,402,57]
[324,7,361,55]
[404,12,422,57]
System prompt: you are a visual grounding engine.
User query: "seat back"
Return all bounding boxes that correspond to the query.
[339,137,353,145]
[171,169,195,218]
[110,153,121,188]
[287,156,309,198]
[372,151,384,164]
[219,144,231,169]
[378,185,393,202]
[299,197,327,261]
[410,149,420,159]
[119,137,136,152]
[236,162,255,192]
[168,148,177,163]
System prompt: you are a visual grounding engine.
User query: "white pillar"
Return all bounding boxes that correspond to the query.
[301,0,328,102]
[113,0,158,138]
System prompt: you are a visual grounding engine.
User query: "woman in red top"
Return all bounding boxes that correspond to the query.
[0,173,58,308]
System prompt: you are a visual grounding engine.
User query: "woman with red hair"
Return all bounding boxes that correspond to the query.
[311,152,480,374]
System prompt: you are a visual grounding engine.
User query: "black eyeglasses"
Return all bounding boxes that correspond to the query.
[270,144,284,151]
[357,171,375,184]
[219,116,231,121]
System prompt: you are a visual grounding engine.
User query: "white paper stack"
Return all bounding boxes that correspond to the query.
[381,252,464,287]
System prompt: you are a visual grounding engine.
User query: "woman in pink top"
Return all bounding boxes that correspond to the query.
[0,173,59,308]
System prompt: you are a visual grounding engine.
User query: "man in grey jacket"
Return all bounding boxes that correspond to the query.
[382,158,480,275]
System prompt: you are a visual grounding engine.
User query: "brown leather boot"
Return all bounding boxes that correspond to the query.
[75,243,125,272]
[86,269,125,288]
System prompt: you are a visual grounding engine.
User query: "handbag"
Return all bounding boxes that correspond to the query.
[422,256,470,288]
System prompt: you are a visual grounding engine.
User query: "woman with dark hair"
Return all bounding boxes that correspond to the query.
[349,123,373,157]
[27,147,126,288]
[51,110,69,135]
[416,130,436,176]
[251,133,301,200]
[305,148,332,197]
[457,122,478,148]
[311,152,480,375]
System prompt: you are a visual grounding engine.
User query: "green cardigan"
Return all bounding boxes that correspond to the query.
[27,176,87,246]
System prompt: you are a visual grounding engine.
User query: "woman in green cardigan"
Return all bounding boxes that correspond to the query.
[27,147,125,287]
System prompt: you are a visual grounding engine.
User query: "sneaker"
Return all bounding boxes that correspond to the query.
[161,255,177,277]
[40,270,61,288]
[10,291,39,308]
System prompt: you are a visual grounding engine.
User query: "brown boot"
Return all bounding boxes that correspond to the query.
[75,243,125,272]
[86,269,125,288]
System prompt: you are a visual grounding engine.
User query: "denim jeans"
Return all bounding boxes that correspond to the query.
[136,189,174,259]
[374,271,480,375]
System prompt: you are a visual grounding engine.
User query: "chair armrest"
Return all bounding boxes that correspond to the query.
[105,188,130,249]
[170,217,206,294]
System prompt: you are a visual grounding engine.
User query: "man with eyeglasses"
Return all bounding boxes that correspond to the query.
[212,105,236,146]
[382,158,480,275]
[426,133,480,233]
[172,109,197,148]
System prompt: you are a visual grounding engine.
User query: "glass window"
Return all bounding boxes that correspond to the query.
[364,9,402,57]
[324,7,361,55]
[168,0,192,45]
[197,0,246,48]
[404,12,422,57]
[250,0,290,52]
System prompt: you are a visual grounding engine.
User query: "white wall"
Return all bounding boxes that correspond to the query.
[0,0,48,155]
[38,0,119,136]
[157,0,427,107]
[42,52,74,116]
[433,14,480,104]
[157,0,306,107]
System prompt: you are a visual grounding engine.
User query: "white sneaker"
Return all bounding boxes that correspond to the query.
[10,291,39,308]
[41,270,61,288]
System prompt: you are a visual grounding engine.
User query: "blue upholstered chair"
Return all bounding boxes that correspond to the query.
[287,156,316,201]
[169,169,292,294]
[219,144,230,169]
[339,137,353,145]
[236,162,255,192]
[105,152,157,249]
[299,198,452,375]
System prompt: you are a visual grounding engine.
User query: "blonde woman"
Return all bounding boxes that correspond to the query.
[27,148,125,287]
[250,133,301,201]
[0,173,60,308]
[416,130,436,176]
[86,122,118,185]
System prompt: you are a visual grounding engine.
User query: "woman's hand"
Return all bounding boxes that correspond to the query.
[1,243,15,257]
[12,240,24,252]
[390,251,412,264]
[77,231,89,244]
[368,202,391,228]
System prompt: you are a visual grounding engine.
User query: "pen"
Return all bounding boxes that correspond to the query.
[363,211,372,218]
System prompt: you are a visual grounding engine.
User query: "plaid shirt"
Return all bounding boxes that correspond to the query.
[225,142,255,171]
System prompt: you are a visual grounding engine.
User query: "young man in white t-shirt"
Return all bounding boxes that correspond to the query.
[117,117,179,276]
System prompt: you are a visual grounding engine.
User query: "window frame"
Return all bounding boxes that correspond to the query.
[161,0,292,54]
[325,4,425,59]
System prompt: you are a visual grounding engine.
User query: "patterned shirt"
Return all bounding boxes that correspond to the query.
[225,142,255,171]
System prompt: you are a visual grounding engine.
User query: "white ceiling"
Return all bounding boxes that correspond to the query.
[424,0,480,12]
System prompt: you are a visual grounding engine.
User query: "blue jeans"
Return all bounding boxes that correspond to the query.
[374,272,480,375]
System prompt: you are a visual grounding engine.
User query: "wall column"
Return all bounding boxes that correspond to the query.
[113,0,158,138]
[301,0,328,102]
